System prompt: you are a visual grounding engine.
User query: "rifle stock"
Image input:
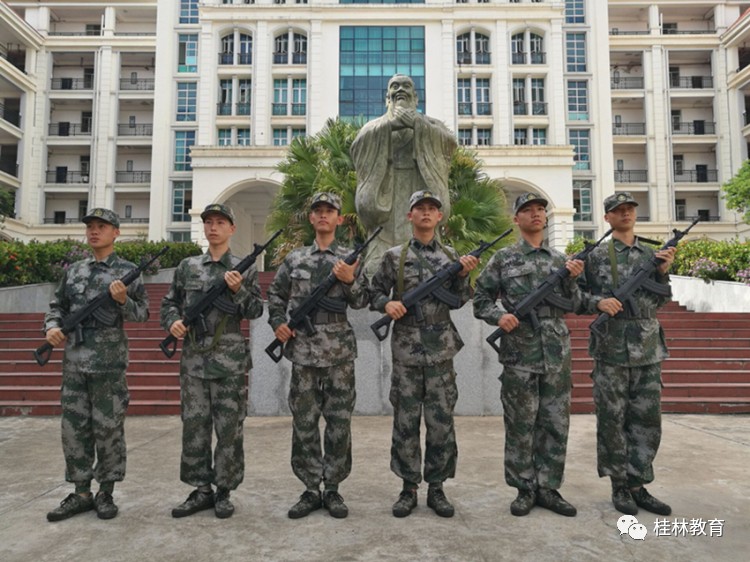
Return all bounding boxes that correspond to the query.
[371,228,514,342]
[159,229,283,358]
[265,226,382,363]
[34,246,169,366]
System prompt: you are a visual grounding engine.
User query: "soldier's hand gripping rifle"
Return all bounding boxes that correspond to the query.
[371,228,514,342]
[34,246,169,367]
[589,218,699,337]
[159,229,283,358]
[265,226,382,363]
[485,229,613,354]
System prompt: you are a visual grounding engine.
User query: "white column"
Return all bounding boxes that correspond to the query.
[253,20,270,146]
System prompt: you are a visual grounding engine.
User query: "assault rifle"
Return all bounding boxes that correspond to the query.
[159,229,283,358]
[34,246,169,366]
[589,218,699,337]
[265,226,382,363]
[485,229,613,354]
[371,228,514,342]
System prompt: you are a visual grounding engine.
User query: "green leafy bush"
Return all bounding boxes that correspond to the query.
[0,239,201,287]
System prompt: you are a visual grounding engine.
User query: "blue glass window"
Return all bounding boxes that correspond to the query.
[339,26,426,120]
[174,131,195,171]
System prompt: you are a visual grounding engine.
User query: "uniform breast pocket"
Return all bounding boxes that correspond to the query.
[66,283,89,309]
[290,269,312,295]
[184,278,206,305]
[504,265,535,299]
[401,269,422,292]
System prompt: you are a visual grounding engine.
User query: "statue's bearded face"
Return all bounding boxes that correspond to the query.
[386,76,417,111]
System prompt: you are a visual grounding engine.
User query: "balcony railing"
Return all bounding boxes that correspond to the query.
[614,170,648,183]
[663,28,714,35]
[46,171,90,184]
[119,217,150,224]
[236,103,251,116]
[475,52,490,64]
[0,48,26,72]
[217,103,232,116]
[291,103,306,116]
[612,123,646,135]
[458,102,472,116]
[115,171,151,183]
[457,51,471,64]
[611,77,644,89]
[511,51,526,64]
[531,101,547,115]
[0,160,18,177]
[672,121,715,135]
[117,124,153,136]
[458,103,492,116]
[120,78,155,91]
[610,29,649,36]
[513,101,527,115]
[51,78,94,90]
[530,51,546,64]
[273,52,307,65]
[218,53,233,65]
[218,52,252,65]
[476,102,492,116]
[674,169,718,183]
[679,214,720,222]
[43,217,80,224]
[272,103,287,116]
[0,104,20,127]
[670,76,713,89]
[48,123,91,136]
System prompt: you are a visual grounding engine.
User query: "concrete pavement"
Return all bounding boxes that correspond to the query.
[0,414,748,562]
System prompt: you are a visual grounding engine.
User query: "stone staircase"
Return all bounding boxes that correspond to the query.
[1,279,748,415]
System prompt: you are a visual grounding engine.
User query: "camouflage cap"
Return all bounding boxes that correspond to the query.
[409,190,442,210]
[82,208,120,228]
[200,203,235,224]
[310,192,342,211]
[604,192,639,213]
[513,192,548,215]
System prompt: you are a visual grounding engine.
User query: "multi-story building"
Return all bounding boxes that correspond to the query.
[1,0,749,260]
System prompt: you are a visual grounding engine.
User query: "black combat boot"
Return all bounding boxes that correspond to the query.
[172,488,215,518]
[94,491,119,520]
[214,487,235,519]
[510,489,536,517]
[427,486,455,518]
[536,488,577,517]
[322,490,349,519]
[288,490,322,519]
[611,485,638,516]
[632,487,671,516]
[392,489,418,518]
[47,493,94,522]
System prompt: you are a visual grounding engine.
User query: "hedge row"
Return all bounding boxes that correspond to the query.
[0,239,202,288]
[566,236,750,284]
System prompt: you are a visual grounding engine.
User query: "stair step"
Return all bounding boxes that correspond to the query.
[0,400,181,416]
[0,386,180,401]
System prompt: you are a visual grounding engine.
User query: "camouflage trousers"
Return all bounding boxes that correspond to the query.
[61,369,129,484]
[389,360,458,485]
[500,365,571,491]
[288,362,356,489]
[592,361,662,487]
[179,373,246,490]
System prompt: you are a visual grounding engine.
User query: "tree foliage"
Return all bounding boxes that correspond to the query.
[722,159,750,224]
[266,117,514,271]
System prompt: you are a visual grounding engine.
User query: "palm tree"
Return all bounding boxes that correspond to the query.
[267,117,513,271]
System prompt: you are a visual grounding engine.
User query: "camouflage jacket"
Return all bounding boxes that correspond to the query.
[369,237,470,366]
[160,250,263,379]
[473,239,584,373]
[44,252,149,374]
[267,240,369,367]
[581,237,670,367]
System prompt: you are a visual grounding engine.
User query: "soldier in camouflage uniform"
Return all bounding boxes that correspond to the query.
[44,208,149,522]
[369,190,478,518]
[580,192,675,516]
[161,203,263,519]
[267,192,368,520]
[473,192,597,518]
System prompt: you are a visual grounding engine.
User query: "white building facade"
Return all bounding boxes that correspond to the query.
[2,0,749,258]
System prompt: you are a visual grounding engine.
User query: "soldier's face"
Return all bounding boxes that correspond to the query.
[85,219,119,251]
[309,204,343,234]
[605,203,637,231]
[203,214,236,246]
[513,203,547,233]
[408,202,443,231]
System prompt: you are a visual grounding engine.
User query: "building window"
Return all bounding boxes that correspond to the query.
[178,34,198,73]
[170,231,192,242]
[274,33,308,65]
[340,0,424,3]
[456,78,491,116]
[218,129,232,146]
[293,79,307,116]
[569,129,591,170]
[512,78,526,115]
[476,79,491,115]
[291,128,306,140]
[457,79,471,115]
[532,128,547,145]
[177,83,197,121]
[172,181,192,222]
[529,33,545,64]
[239,34,252,65]
[218,79,232,115]
[238,80,252,115]
[573,180,592,221]
[476,128,491,146]
[273,128,288,146]
[514,128,528,146]
[565,0,585,25]
[339,26,425,120]
[567,80,588,121]
[273,79,288,115]
[566,32,586,72]
[458,129,472,146]
[179,0,199,25]
[174,131,195,171]
[511,33,525,65]
[531,78,546,115]
[456,32,491,65]
[237,129,252,146]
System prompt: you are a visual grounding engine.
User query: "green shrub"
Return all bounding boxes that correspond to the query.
[0,239,201,287]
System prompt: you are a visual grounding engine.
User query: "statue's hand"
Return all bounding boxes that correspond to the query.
[393,106,416,129]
